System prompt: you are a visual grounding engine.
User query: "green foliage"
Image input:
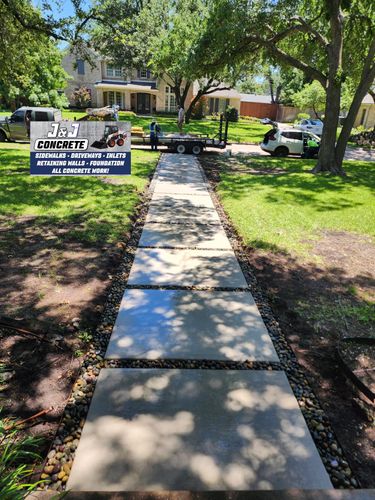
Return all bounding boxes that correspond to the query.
[91,0,235,112]
[225,105,239,122]
[78,331,93,344]
[71,86,92,108]
[297,113,311,120]
[0,1,69,109]
[292,82,326,117]
[0,411,43,499]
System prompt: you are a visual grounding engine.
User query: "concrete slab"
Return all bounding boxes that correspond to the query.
[156,169,204,182]
[150,193,215,209]
[67,369,332,491]
[146,203,221,224]
[139,223,231,249]
[127,248,248,288]
[153,180,210,196]
[105,289,279,361]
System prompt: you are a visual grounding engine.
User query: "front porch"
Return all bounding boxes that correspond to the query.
[95,83,158,114]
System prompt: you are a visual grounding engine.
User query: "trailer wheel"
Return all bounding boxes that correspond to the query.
[117,138,124,146]
[192,143,203,155]
[108,139,116,147]
[176,143,187,154]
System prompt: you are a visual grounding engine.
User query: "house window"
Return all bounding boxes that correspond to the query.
[209,98,229,114]
[360,108,367,125]
[77,59,85,75]
[104,91,123,108]
[137,68,151,79]
[165,86,177,112]
[106,65,122,78]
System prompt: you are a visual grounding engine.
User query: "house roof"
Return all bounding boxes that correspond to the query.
[204,88,242,99]
[240,93,273,104]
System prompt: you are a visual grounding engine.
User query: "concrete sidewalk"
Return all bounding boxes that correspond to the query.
[66,153,333,492]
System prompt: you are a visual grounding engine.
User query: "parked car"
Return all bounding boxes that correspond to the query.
[294,118,323,136]
[0,107,62,142]
[260,117,277,126]
[261,127,321,157]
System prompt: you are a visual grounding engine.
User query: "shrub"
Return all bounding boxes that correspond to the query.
[71,86,91,109]
[225,105,239,122]
[297,112,311,120]
[0,411,43,499]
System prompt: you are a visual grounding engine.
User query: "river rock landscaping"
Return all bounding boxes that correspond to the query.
[36,154,361,493]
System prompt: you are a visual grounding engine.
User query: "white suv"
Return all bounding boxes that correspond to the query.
[260,128,320,157]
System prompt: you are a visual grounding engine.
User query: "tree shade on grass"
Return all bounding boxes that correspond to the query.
[0,143,158,245]
[214,157,375,256]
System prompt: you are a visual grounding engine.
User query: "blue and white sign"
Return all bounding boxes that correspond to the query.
[30,121,131,175]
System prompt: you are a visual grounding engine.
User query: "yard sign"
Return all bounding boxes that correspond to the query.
[30,121,131,175]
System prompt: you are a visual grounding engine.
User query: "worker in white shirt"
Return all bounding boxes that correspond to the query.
[177,106,185,134]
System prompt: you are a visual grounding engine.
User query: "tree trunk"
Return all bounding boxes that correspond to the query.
[268,75,275,103]
[335,42,375,166]
[185,91,203,123]
[312,0,345,175]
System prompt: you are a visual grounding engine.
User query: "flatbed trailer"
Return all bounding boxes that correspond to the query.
[131,114,229,155]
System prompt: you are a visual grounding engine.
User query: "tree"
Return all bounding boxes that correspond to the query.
[0,1,69,109]
[236,64,305,105]
[195,0,375,175]
[292,81,326,118]
[91,0,235,123]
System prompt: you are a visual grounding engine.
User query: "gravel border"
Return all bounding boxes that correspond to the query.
[39,153,359,491]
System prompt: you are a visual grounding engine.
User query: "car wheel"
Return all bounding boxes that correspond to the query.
[191,143,203,155]
[108,139,116,147]
[0,130,7,142]
[274,146,289,157]
[176,143,186,154]
[117,138,124,146]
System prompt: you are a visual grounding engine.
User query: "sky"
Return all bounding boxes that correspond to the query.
[33,0,92,20]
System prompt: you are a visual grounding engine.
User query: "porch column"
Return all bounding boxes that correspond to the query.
[123,91,131,111]
[96,89,103,107]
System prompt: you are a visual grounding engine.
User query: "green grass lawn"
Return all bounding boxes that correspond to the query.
[213,156,375,256]
[0,142,157,244]
[0,109,271,143]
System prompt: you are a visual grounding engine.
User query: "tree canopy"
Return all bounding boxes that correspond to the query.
[0,1,69,109]
[194,0,375,174]
[90,0,236,121]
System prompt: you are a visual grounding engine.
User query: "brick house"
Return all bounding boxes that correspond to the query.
[62,51,193,113]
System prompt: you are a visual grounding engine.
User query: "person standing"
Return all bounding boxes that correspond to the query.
[177,106,185,134]
[25,110,32,138]
[303,135,320,158]
[112,104,120,121]
[149,120,160,151]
